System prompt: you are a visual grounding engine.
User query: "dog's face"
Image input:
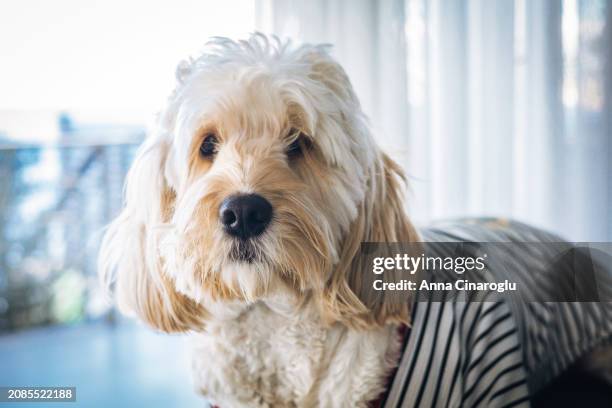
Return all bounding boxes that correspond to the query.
[163,46,369,304]
[99,35,418,332]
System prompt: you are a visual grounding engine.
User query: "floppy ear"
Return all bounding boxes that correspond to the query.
[98,137,206,332]
[321,152,420,330]
[301,47,420,328]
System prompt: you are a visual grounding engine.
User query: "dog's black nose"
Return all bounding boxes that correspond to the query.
[219,194,273,239]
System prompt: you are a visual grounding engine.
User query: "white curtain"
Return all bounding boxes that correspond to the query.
[256,0,612,241]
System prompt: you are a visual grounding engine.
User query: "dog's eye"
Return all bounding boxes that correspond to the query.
[286,129,311,159]
[200,133,218,158]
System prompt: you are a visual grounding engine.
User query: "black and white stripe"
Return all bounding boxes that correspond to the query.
[383,219,612,407]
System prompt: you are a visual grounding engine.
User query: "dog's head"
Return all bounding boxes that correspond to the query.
[98,34,419,332]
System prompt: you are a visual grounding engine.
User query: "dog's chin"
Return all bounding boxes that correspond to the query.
[229,239,259,263]
[219,241,275,301]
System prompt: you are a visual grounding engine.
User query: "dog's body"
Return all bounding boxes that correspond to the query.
[99,34,414,407]
[189,299,399,407]
[99,35,612,407]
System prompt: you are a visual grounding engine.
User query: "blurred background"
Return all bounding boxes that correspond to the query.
[0,0,610,407]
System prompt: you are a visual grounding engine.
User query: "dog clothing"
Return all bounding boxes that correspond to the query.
[382,219,612,407]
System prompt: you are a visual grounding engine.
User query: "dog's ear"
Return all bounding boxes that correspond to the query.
[98,137,206,332]
[303,46,362,109]
[320,152,420,330]
[302,48,419,328]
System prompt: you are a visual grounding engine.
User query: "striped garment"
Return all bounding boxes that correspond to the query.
[382,219,612,408]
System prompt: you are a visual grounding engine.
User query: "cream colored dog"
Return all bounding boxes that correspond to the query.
[99,34,416,407]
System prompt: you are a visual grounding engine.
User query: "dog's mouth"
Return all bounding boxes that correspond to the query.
[229,239,259,263]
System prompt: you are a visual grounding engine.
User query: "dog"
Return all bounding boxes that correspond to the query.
[99,34,612,407]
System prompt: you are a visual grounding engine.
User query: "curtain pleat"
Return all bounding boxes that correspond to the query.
[256,0,612,241]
